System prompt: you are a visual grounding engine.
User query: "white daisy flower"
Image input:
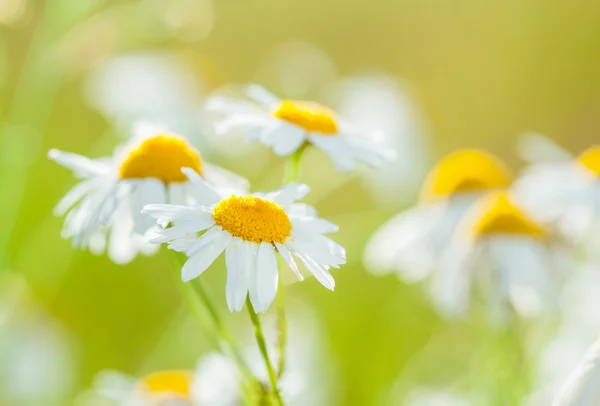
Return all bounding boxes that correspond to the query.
[206,84,394,172]
[142,170,345,313]
[49,123,248,265]
[83,369,197,406]
[553,337,600,406]
[433,190,567,323]
[364,149,512,283]
[515,135,600,251]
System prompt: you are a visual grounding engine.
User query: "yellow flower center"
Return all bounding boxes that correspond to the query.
[420,149,512,202]
[140,370,193,400]
[213,195,292,244]
[119,135,202,183]
[577,146,600,175]
[273,100,338,134]
[470,191,545,239]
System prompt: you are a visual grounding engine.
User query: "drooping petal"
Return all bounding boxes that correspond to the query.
[181,232,231,282]
[293,251,335,290]
[225,239,252,312]
[251,243,279,312]
[275,243,303,281]
[129,179,166,234]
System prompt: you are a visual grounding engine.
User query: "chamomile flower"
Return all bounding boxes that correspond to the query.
[553,338,600,406]
[49,123,248,264]
[207,84,393,172]
[515,135,600,251]
[143,169,345,313]
[433,190,567,323]
[84,369,197,406]
[364,149,512,283]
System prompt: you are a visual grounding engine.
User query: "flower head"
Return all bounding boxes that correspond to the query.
[364,149,512,283]
[515,136,600,255]
[433,190,564,323]
[143,168,345,313]
[207,84,394,172]
[49,123,248,264]
[86,369,196,406]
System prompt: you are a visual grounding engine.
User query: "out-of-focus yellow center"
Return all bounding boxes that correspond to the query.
[213,195,292,244]
[470,191,545,239]
[273,100,338,134]
[577,146,600,175]
[140,370,193,400]
[119,135,202,183]
[420,149,512,202]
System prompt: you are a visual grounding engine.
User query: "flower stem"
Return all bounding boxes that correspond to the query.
[246,297,286,406]
[169,251,255,385]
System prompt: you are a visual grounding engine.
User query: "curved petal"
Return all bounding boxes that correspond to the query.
[275,243,302,281]
[293,251,335,290]
[182,231,231,282]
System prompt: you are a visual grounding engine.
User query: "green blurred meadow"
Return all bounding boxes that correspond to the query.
[2,0,600,405]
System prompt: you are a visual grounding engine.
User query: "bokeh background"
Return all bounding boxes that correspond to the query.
[2,0,600,405]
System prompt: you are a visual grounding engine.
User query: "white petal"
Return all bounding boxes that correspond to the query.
[215,113,271,135]
[291,217,339,235]
[202,162,250,194]
[185,227,226,256]
[271,127,306,156]
[168,183,187,205]
[142,204,212,226]
[54,177,104,216]
[308,135,357,172]
[288,203,317,217]
[246,84,281,108]
[288,238,345,268]
[146,221,212,244]
[251,243,279,312]
[294,252,335,290]
[167,238,197,252]
[129,179,166,234]
[182,232,231,282]
[275,243,302,281]
[225,239,252,312]
[107,204,138,264]
[266,183,310,208]
[181,167,222,206]
[553,339,600,406]
[48,149,111,177]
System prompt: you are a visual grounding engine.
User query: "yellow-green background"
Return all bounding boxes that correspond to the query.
[1,0,600,405]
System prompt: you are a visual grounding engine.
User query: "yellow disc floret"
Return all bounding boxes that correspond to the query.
[273,100,338,134]
[213,195,292,244]
[140,370,193,399]
[119,135,202,183]
[420,149,512,202]
[470,191,545,239]
[578,146,600,175]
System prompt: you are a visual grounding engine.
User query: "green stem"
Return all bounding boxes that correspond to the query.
[246,297,285,406]
[169,252,255,385]
[275,286,288,377]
